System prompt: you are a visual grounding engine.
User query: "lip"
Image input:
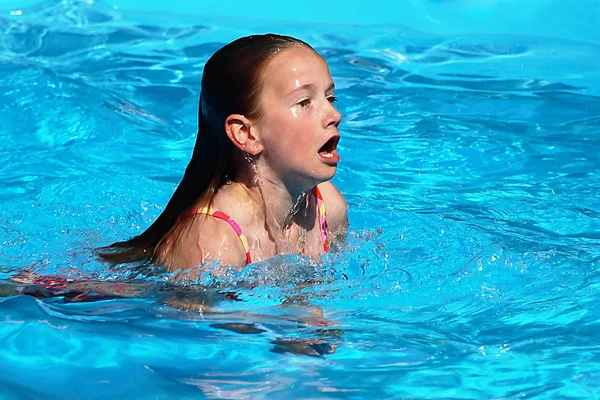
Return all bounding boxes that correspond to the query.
[318,134,341,165]
[318,149,340,165]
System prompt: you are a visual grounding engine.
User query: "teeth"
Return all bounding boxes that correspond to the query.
[321,152,333,158]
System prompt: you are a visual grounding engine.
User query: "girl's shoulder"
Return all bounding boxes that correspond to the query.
[154,206,248,271]
[316,181,348,233]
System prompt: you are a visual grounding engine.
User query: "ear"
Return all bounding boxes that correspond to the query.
[224,114,263,156]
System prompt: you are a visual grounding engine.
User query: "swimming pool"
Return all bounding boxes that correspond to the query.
[1,0,600,397]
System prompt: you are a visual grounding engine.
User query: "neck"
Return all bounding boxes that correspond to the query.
[234,164,315,230]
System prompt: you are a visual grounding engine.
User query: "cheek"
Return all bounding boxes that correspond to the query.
[281,124,314,157]
[264,112,313,152]
[261,102,326,162]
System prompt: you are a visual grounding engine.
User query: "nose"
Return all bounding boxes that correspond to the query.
[325,100,342,129]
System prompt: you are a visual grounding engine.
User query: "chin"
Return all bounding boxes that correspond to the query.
[312,166,338,184]
[291,164,338,190]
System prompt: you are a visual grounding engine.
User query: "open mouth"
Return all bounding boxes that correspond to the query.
[318,135,339,155]
[318,135,341,164]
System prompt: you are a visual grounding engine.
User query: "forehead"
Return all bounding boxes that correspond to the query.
[261,46,332,94]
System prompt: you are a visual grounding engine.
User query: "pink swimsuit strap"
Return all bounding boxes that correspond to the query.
[179,186,328,265]
[179,207,252,265]
[313,185,329,252]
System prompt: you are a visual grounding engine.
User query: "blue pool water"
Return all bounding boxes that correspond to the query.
[1,0,600,398]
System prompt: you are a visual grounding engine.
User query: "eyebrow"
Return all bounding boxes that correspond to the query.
[289,82,335,95]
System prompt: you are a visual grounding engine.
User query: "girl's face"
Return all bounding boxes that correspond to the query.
[253,46,341,192]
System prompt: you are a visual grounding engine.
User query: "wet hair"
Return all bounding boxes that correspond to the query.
[97,34,312,264]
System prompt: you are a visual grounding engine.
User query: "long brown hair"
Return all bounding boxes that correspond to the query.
[97,34,310,264]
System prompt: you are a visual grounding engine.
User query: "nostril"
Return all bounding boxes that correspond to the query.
[324,103,341,128]
[328,110,341,127]
[330,114,341,128]
[333,109,342,123]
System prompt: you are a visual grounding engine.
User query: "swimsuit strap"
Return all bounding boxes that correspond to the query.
[179,207,252,265]
[177,187,328,265]
[313,186,329,252]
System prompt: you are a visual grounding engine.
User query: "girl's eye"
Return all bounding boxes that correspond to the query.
[298,99,311,108]
[327,96,338,104]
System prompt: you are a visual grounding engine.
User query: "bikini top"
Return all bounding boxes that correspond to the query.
[178,186,328,265]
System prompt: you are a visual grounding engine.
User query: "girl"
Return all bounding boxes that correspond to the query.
[98,34,348,272]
